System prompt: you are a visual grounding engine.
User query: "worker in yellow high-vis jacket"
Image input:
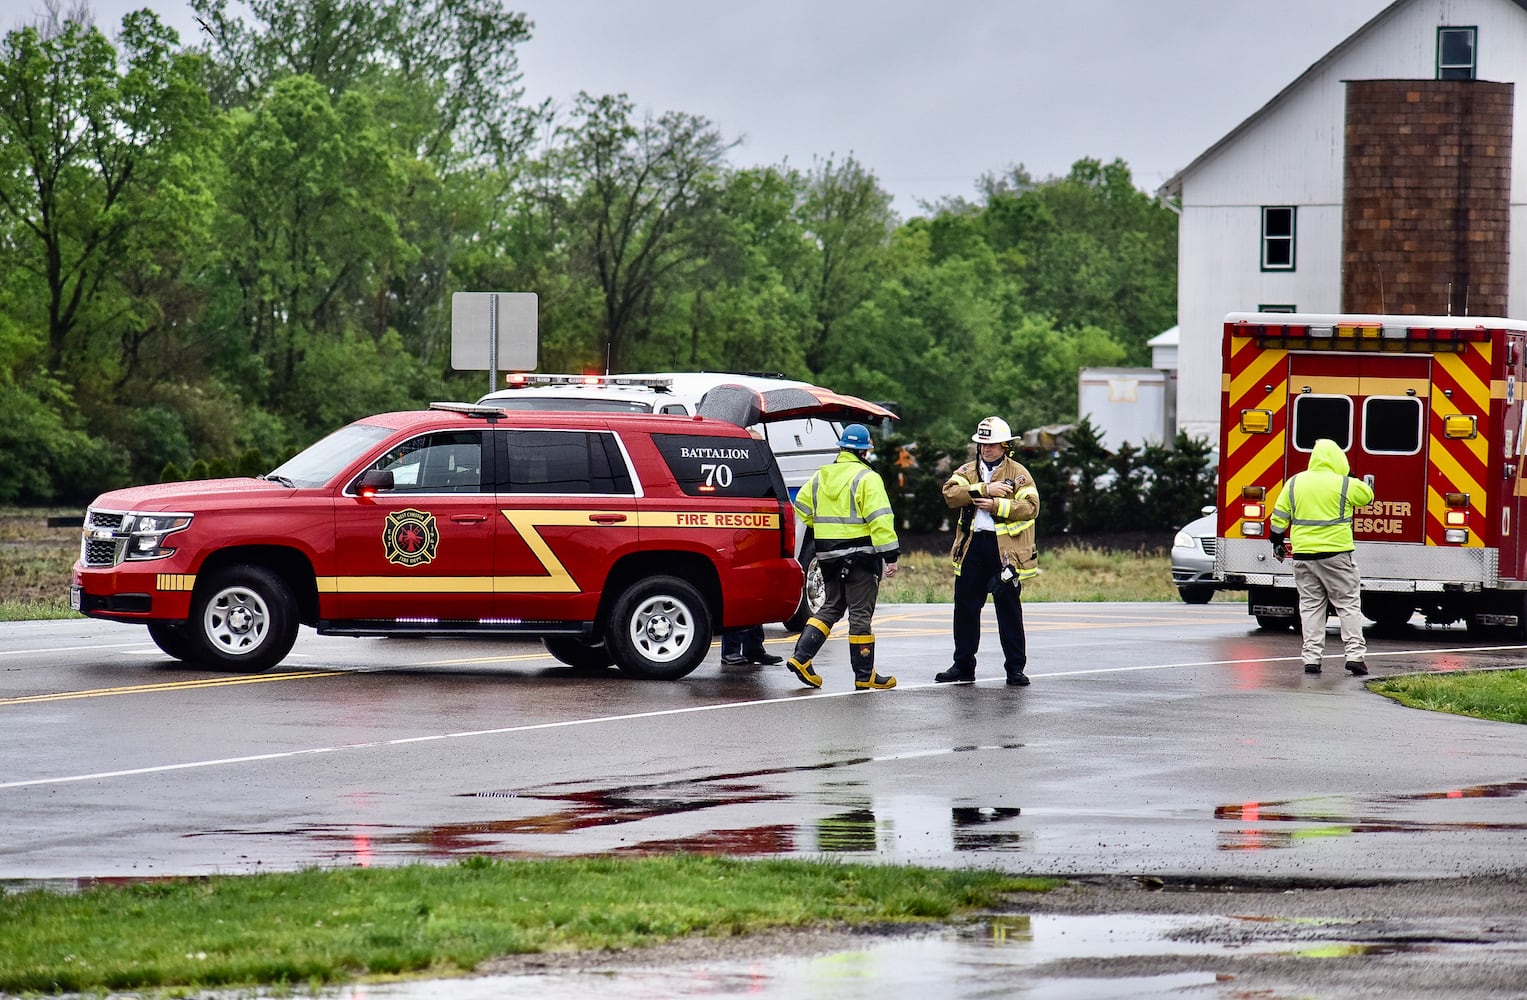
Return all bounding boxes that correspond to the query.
[784,423,900,691]
[937,416,1040,686]
[1268,437,1375,676]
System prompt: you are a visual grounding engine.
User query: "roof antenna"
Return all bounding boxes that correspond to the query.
[1446,282,1453,317]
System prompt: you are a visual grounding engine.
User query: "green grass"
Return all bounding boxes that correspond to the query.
[0,856,1057,994]
[880,545,1178,604]
[1370,669,1527,724]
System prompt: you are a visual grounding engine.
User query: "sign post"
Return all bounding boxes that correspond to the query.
[450,292,538,393]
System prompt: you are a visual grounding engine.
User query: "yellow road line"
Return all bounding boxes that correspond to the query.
[0,671,338,706]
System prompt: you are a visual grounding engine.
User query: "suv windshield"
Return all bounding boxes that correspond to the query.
[268,423,394,488]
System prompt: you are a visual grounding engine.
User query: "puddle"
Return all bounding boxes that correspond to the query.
[1213,777,1527,848]
[217,912,1477,1000]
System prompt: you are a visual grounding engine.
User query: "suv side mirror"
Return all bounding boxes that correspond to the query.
[356,468,394,498]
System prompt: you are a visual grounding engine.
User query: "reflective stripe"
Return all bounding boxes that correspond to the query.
[1287,476,1355,527]
[814,470,875,526]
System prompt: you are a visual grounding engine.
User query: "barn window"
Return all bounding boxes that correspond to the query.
[1438,27,1477,80]
[1261,207,1296,271]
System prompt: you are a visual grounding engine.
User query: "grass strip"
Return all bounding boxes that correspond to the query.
[1370,668,1527,724]
[0,855,1056,994]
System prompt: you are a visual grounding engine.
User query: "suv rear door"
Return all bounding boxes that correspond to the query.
[490,424,640,624]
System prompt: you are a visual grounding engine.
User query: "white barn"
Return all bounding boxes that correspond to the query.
[1158,0,1527,442]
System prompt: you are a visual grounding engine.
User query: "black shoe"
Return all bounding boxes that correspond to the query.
[720,654,749,666]
[1304,663,1322,674]
[1006,673,1030,686]
[745,650,784,665]
[1344,660,1369,676]
[935,667,975,683]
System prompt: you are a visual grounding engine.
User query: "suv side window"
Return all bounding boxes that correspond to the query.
[367,431,483,492]
[501,430,633,495]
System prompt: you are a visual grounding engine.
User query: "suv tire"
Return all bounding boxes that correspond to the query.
[189,565,299,672]
[147,621,198,662]
[543,636,616,671]
[785,541,823,633]
[607,576,710,680]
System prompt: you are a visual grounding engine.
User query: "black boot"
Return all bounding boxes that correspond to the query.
[935,665,975,683]
[786,619,830,689]
[851,638,895,690]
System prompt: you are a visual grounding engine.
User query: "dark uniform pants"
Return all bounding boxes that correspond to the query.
[952,531,1027,676]
[815,556,881,636]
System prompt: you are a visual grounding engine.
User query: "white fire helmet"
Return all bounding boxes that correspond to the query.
[972,416,1014,444]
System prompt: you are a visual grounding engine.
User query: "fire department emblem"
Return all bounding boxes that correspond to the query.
[382,508,439,567]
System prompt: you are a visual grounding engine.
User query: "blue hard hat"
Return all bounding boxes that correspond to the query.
[838,423,873,450]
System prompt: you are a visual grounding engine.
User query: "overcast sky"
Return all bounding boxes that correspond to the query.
[42,0,1380,215]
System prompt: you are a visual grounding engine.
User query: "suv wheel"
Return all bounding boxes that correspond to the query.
[189,565,299,671]
[607,576,710,680]
[784,542,823,633]
[543,636,615,671]
[147,621,197,662]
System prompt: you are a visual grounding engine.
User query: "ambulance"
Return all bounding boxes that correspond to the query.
[1215,311,1527,635]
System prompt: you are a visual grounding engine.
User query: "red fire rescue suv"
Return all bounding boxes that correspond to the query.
[1216,310,1527,635]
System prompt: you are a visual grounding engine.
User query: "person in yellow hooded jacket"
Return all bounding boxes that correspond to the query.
[1268,437,1375,675]
[784,424,900,691]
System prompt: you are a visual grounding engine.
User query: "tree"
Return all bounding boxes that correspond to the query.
[213,74,415,430]
[797,155,896,375]
[547,93,737,371]
[0,10,212,380]
[981,158,1177,361]
[192,0,546,365]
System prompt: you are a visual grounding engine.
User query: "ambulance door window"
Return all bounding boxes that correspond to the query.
[1291,395,1352,451]
[1362,397,1425,455]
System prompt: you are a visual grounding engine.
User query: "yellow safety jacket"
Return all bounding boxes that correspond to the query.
[794,451,900,563]
[944,455,1040,579]
[1269,438,1375,556]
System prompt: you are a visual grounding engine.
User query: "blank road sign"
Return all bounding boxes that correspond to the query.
[450,291,538,371]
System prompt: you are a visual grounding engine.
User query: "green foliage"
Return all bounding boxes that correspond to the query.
[159,462,185,484]
[0,4,1179,504]
[881,415,1212,540]
[0,377,116,504]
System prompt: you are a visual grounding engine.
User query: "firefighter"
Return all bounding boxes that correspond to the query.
[936,416,1040,686]
[1268,437,1375,675]
[784,423,900,691]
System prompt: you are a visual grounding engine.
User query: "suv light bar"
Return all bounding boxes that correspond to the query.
[502,373,675,392]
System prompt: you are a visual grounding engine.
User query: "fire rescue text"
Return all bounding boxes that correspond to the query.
[1354,500,1412,535]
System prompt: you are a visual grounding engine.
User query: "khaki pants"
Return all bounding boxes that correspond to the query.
[1293,551,1366,666]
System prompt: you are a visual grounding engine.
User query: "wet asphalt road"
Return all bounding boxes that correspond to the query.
[3,601,1526,884]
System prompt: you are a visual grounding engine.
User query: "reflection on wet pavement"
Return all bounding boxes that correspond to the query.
[1214,777,1527,849]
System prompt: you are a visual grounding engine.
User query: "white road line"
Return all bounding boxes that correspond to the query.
[0,643,153,657]
[3,643,1518,791]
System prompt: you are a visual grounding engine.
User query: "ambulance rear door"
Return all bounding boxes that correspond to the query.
[1285,353,1429,543]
